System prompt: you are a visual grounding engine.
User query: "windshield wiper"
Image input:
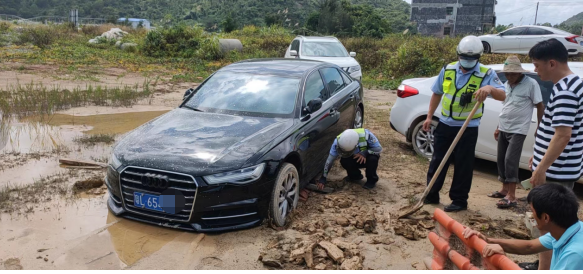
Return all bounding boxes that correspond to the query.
[182,105,204,112]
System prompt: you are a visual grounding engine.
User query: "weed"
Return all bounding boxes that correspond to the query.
[74,134,116,146]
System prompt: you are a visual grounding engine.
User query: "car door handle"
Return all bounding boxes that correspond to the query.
[349,94,355,100]
[330,108,338,115]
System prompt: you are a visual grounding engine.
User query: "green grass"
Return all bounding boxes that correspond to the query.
[74,134,116,146]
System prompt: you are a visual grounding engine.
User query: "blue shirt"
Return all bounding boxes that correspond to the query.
[430,62,505,127]
[329,129,381,157]
[538,221,583,270]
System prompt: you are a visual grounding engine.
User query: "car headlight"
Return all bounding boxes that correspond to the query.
[348,65,361,73]
[204,163,265,185]
[108,153,122,170]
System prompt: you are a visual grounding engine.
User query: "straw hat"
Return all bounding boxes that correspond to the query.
[501,56,529,73]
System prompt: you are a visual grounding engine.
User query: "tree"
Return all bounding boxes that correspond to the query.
[264,14,281,26]
[221,13,237,33]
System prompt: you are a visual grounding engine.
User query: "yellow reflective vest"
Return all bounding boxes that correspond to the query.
[441,62,490,120]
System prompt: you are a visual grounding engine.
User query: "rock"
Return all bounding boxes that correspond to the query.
[318,241,344,262]
[503,228,530,240]
[331,239,357,251]
[37,248,48,252]
[115,41,122,48]
[314,263,327,270]
[121,43,138,51]
[313,247,328,259]
[419,221,435,230]
[259,252,284,268]
[340,256,362,270]
[44,258,48,262]
[369,236,395,245]
[100,28,128,40]
[355,217,365,229]
[469,216,490,223]
[338,200,352,208]
[395,222,426,240]
[88,39,98,44]
[36,256,42,259]
[336,217,349,227]
[363,213,377,233]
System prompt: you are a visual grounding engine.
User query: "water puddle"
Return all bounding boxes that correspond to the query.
[0,111,169,189]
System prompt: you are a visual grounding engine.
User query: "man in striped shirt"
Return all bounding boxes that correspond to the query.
[528,38,583,270]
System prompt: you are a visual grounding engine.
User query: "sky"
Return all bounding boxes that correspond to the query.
[403,0,583,26]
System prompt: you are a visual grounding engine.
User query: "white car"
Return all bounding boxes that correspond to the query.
[284,36,362,80]
[479,26,583,56]
[389,62,583,174]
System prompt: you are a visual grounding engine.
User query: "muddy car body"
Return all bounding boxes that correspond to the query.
[106,59,364,232]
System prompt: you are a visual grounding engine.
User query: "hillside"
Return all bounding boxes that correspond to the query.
[0,0,410,31]
[555,11,583,35]
[563,11,583,26]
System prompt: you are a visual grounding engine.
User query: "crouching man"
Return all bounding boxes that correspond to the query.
[462,184,583,270]
[317,128,382,190]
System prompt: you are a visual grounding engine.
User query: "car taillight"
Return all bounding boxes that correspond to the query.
[397,84,419,98]
[566,35,579,44]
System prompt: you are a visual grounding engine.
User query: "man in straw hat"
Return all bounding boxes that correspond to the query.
[488,55,544,209]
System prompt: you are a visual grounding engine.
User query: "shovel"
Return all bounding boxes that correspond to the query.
[398,102,482,219]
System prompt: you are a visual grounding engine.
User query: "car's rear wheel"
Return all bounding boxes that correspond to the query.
[412,119,438,159]
[482,41,491,54]
[353,105,363,128]
[268,163,299,227]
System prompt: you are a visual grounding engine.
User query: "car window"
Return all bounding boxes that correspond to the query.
[321,68,346,96]
[496,72,554,105]
[301,41,349,57]
[291,40,300,52]
[303,71,327,106]
[526,27,553,35]
[184,71,300,117]
[340,70,353,85]
[502,27,527,36]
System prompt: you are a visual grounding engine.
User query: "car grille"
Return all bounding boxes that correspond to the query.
[119,166,198,222]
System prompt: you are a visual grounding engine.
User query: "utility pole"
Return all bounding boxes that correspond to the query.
[534,2,539,25]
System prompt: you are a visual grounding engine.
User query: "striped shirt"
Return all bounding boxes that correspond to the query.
[533,74,583,182]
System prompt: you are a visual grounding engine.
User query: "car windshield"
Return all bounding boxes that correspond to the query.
[301,41,348,57]
[183,71,300,117]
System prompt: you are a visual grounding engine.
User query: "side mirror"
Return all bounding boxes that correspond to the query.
[290,50,298,57]
[350,52,356,57]
[183,88,194,100]
[305,98,323,114]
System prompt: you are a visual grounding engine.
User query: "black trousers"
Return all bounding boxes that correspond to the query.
[426,122,479,207]
[340,154,379,185]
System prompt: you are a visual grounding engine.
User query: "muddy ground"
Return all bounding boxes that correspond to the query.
[1,65,582,270]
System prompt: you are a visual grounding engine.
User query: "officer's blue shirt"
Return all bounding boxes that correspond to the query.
[329,129,381,157]
[430,62,505,127]
[538,221,583,270]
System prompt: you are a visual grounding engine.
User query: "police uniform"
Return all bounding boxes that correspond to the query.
[322,128,383,189]
[425,61,505,208]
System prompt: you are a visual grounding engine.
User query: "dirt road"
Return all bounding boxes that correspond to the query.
[1,67,580,270]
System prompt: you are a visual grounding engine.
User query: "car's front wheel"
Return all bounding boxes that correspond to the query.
[353,105,363,128]
[268,163,299,227]
[482,41,491,54]
[412,119,438,159]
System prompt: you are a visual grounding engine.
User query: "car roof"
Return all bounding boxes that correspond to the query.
[507,25,574,35]
[296,36,340,42]
[225,58,327,77]
[485,62,583,76]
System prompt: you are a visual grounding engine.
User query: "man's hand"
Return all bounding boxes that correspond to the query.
[317,177,327,190]
[530,169,546,188]
[462,227,488,242]
[474,86,492,102]
[354,153,366,164]
[529,156,534,171]
[482,244,505,257]
[494,128,500,141]
[422,118,433,132]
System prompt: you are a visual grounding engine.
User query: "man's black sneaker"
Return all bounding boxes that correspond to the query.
[423,198,440,205]
[518,260,539,270]
[444,204,467,212]
[363,181,376,189]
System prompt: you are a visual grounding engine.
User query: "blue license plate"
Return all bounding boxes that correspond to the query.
[580,41,583,46]
[134,192,164,212]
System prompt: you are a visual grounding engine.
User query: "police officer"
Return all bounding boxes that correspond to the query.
[422,36,507,212]
[317,128,383,190]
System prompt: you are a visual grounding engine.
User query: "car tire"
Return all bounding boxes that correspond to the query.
[353,105,364,129]
[412,119,438,159]
[268,163,299,227]
[482,41,491,54]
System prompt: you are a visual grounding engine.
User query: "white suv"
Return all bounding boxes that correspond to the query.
[284,36,362,80]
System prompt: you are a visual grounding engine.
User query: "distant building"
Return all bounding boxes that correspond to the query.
[117,18,151,29]
[411,0,496,37]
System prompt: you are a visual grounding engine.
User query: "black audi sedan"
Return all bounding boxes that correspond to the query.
[106,59,364,232]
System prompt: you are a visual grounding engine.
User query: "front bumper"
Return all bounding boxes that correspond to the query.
[106,165,274,233]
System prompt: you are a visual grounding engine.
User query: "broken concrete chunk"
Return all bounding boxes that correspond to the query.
[314,263,327,270]
[340,256,362,270]
[336,217,350,227]
[318,241,344,262]
[331,238,358,251]
[503,228,530,240]
[259,252,284,268]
